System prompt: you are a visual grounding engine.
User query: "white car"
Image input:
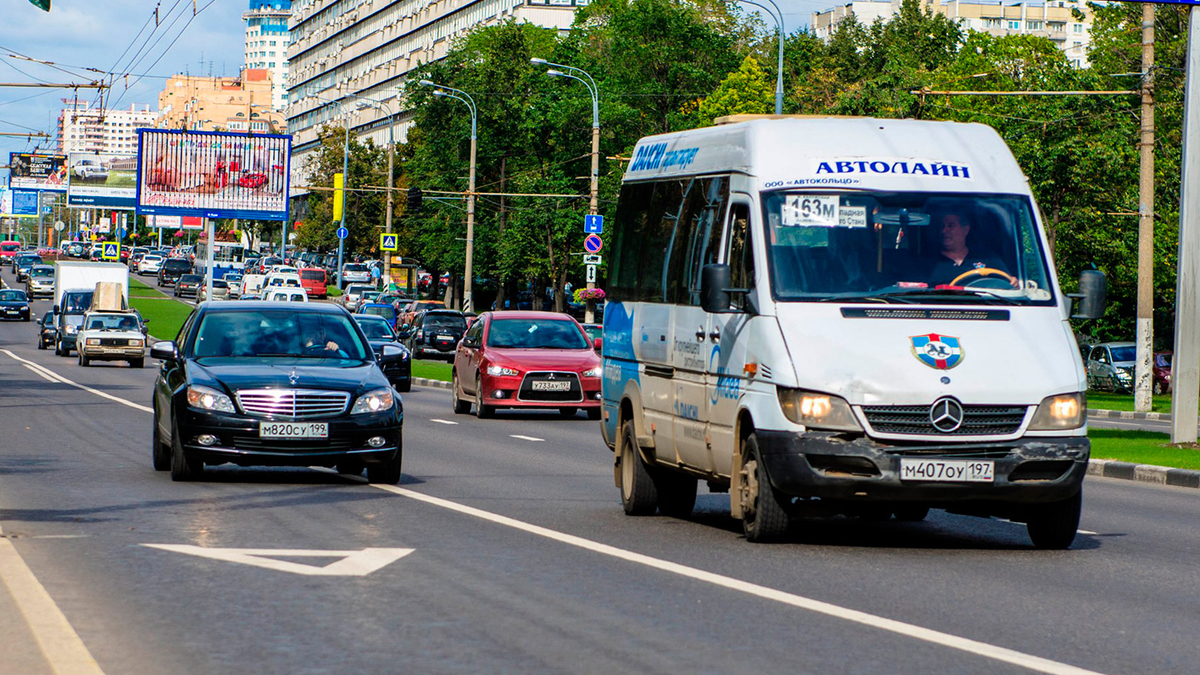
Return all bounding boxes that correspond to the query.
[341,263,371,284]
[138,254,164,275]
[76,311,145,368]
[341,283,373,311]
[264,288,308,302]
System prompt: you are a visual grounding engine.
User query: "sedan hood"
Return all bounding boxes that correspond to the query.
[489,347,599,371]
[193,359,385,395]
[0,300,29,308]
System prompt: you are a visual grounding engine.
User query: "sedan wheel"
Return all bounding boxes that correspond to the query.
[151,402,170,471]
[78,350,90,367]
[169,420,204,481]
[366,436,403,484]
[451,370,471,414]
[474,376,494,419]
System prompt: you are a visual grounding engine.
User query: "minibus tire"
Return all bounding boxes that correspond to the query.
[619,420,657,515]
[655,472,697,519]
[1025,489,1081,550]
[740,433,789,542]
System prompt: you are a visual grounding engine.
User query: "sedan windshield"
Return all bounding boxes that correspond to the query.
[356,318,396,340]
[29,267,53,277]
[192,310,370,361]
[1109,346,1136,362]
[0,290,27,302]
[487,319,587,349]
[761,191,1055,305]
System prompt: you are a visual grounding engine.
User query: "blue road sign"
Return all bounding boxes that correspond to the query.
[584,233,603,253]
[101,243,120,260]
[379,233,398,251]
[337,226,349,239]
[584,214,603,234]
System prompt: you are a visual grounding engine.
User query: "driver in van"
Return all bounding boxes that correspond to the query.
[926,210,1010,286]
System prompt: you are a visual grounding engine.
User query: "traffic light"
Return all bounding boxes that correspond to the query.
[407,187,422,214]
[29,0,50,10]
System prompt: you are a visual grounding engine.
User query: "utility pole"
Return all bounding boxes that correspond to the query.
[1135,4,1156,413]
[1171,5,1200,444]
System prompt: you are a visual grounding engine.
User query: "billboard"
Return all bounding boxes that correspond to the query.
[67,153,137,209]
[11,189,38,216]
[136,129,291,221]
[10,153,67,192]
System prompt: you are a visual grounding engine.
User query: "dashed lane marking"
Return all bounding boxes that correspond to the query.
[430,418,459,425]
[370,484,1108,675]
[2,350,152,414]
[510,435,544,442]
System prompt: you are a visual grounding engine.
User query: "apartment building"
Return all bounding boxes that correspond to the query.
[245,0,294,110]
[286,0,585,191]
[57,100,157,156]
[812,0,1094,67]
[156,69,285,134]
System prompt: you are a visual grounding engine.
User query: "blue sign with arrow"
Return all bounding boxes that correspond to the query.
[584,214,603,234]
[337,226,349,239]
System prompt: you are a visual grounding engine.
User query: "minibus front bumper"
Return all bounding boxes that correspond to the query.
[756,431,1089,504]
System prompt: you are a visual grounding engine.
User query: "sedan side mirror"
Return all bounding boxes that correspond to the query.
[592,337,603,351]
[150,341,179,361]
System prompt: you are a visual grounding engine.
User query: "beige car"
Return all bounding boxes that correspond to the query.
[77,311,146,368]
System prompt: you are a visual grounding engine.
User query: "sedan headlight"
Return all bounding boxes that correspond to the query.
[128,339,144,347]
[582,366,603,378]
[85,338,101,346]
[351,388,395,414]
[487,364,520,377]
[65,324,78,334]
[186,385,236,413]
[777,388,862,431]
[1028,392,1085,430]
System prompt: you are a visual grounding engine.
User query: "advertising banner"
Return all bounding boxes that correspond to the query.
[11,189,38,216]
[151,215,204,230]
[136,129,291,221]
[67,152,137,209]
[10,153,67,192]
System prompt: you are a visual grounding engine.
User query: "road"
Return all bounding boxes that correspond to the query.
[2,268,1199,675]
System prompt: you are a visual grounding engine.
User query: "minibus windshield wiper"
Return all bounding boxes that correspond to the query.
[817,293,917,304]
[870,288,1021,305]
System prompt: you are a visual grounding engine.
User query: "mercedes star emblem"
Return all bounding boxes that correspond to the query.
[929,397,964,433]
[289,368,299,386]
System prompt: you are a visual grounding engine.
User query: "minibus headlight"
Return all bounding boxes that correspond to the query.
[1028,393,1085,430]
[777,388,862,431]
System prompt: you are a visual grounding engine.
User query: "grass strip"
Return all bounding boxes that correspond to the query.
[129,295,194,341]
[412,359,452,382]
[1088,429,1200,471]
[1087,392,1175,414]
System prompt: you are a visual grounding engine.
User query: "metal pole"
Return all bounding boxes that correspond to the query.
[383,116,395,288]
[1135,4,1156,412]
[205,217,214,303]
[585,90,600,324]
[740,0,784,115]
[1171,5,1200,443]
[336,114,350,291]
[464,112,476,313]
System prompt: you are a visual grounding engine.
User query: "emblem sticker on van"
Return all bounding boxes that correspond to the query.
[910,333,964,370]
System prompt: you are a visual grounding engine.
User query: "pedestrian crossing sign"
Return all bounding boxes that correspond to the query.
[380,233,398,251]
[101,243,120,260]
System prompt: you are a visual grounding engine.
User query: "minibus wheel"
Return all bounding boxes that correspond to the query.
[619,420,657,515]
[1026,490,1081,550]
[740,433,789,542]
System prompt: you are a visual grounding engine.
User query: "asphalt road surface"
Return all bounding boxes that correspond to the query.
[2,268,1199,675]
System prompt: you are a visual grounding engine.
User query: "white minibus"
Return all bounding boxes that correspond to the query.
[601,117,1106,548]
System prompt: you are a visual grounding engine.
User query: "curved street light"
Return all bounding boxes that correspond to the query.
[417,80,478,313]
[738,0,785,115]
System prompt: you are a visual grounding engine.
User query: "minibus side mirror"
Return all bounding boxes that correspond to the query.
[1070,269,1107,320]
[701,264,732,313]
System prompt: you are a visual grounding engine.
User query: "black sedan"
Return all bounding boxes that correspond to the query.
[174,274,203,298]
[353,314,412,392]
[37,308,57,349]
[151,301,403,482]
[0,289,32,321]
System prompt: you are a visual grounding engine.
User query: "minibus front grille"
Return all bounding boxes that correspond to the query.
[862,404,1028,436]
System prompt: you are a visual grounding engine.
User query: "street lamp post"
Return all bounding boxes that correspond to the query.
[739,0,785,115]
[531,58,601,322]
[336,107,351,291]
[418,80,477,312]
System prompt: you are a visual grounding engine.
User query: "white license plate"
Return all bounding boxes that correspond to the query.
[531,381,571,391]
[259,421,328,439]
[900,458,994,483]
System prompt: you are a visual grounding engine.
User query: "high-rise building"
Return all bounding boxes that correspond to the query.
[286,0,586,191]
[812,0,1094,68]
[245,0,294,110]
[156,70,284,134]
[57,100,157,156]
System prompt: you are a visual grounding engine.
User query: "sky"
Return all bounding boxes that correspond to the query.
[0,0,828,161]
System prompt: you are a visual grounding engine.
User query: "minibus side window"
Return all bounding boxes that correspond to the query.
[678,176,729,306]
[728,203,754,310]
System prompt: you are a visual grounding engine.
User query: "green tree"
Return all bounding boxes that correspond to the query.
[296,124,387,262]
[696,55,774,125]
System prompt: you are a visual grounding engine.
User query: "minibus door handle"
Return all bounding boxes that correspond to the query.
[709,327,720,343]
[695,327,706,342]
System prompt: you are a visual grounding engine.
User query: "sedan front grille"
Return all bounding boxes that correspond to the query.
[235,389,350,419]
[862,404,1028,436]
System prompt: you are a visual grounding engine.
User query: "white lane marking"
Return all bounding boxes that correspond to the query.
[0,523,107,675]
[371,485,1106,675]
[2,349,153,413]
[510,434,544,442]
[1077,530,1098,536]
[141,545,413,577]
[430,418,459,425]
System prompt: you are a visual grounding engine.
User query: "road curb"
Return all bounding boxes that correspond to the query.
[1088,408,1171,422]
[412,376,451,390]
[1088,458,1200,489]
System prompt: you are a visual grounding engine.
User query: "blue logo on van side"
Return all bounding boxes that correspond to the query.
[629,143,699,173]
[708,344,740,404]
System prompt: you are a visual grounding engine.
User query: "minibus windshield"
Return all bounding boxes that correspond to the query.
[761,191,1055,305]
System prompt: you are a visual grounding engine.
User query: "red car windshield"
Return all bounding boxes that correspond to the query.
[487,319,587,349]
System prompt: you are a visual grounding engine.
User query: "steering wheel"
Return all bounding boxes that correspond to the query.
[950,267,1017,288]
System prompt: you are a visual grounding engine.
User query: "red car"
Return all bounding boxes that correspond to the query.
[239,172,268,189]
[451,311,602,419]
[299,267,328,299]
[1155,352,1172,395]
